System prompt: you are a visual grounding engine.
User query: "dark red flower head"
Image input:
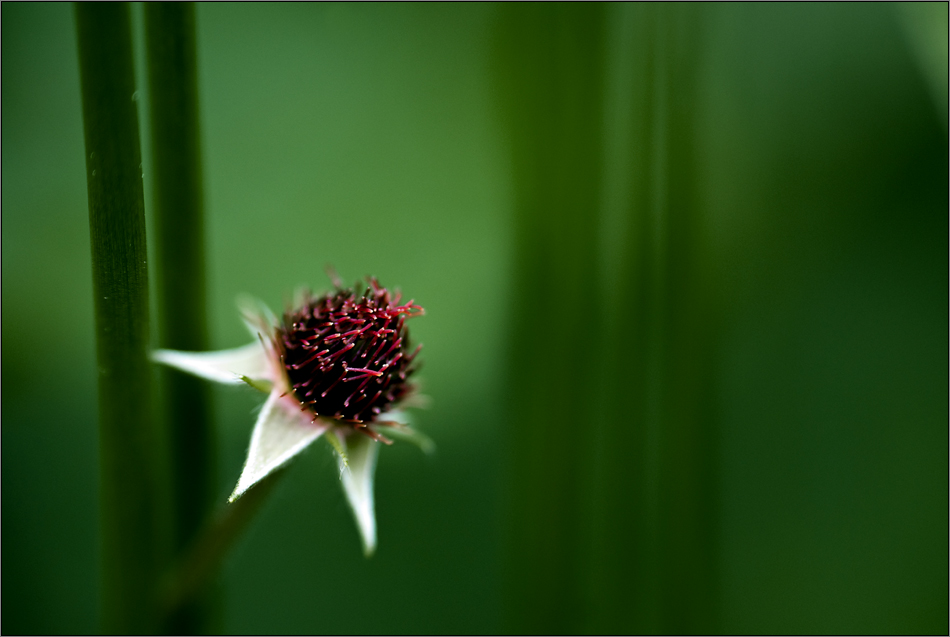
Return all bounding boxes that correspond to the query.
[278,277,423,424]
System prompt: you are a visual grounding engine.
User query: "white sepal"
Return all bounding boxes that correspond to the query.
[335,431,380,557]
[372,423,435,455]
[378,408,410,425]
[152,342,270,385]
[238,295,279,341]
[229,392,328,502]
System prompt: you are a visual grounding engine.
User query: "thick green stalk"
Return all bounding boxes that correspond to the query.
[495,4,719,633]
[143,4,214,632]
[652,8,719,632]
[75,3,160,632]
[494,4,607,633]
[588,5,659,633]
[594,5,719,633]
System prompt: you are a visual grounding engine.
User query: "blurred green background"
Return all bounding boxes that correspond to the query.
[2,3,946,634]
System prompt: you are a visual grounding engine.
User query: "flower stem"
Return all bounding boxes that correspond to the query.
[143,3,216,631]
[75,3,161,632]
[161,469,287,616]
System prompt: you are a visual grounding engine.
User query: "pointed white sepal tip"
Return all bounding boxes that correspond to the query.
[336,432,379,557]
[152,342,270,385]
[228,391,327,503]
[238,295,279,340]
[372,420,436,455]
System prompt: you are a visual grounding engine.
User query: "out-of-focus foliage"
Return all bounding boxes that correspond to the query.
[2,3,945,634]
[898,2,949,127]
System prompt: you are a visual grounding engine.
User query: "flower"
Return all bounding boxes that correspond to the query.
[153,277,431,556]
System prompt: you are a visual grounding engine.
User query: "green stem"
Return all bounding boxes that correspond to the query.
[651,7,719,632]
[494,4,607,633]
[143,3,215,632]
[495,4,718,633]
[161,469,287,616]
[75,3,161,632]
[595,5,718,633]
[589,5,659,633]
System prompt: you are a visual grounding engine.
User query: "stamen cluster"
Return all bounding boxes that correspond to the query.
[279,278,423,424]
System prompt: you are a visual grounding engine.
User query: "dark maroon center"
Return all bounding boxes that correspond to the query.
[279,278,422,423]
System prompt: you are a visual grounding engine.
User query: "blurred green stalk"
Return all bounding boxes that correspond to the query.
[496,4,719,633]
[593,5,719,633]
[588,5,660,632]
[161,468,286,616]
[648,7,719,632]
[143,3,215,632]
[75,3,161,632]
[494,4,606,633]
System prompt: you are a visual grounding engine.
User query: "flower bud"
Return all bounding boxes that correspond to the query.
[279,278,423,424]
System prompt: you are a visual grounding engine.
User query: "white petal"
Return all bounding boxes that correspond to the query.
[335,431,380,556]
[229,392,328,502]
[372,423,435,455]
[397,392,432,409]
[238,295,278,340]
[379,408,410,425]
[152,342,270,384]
[291,286,310,310]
